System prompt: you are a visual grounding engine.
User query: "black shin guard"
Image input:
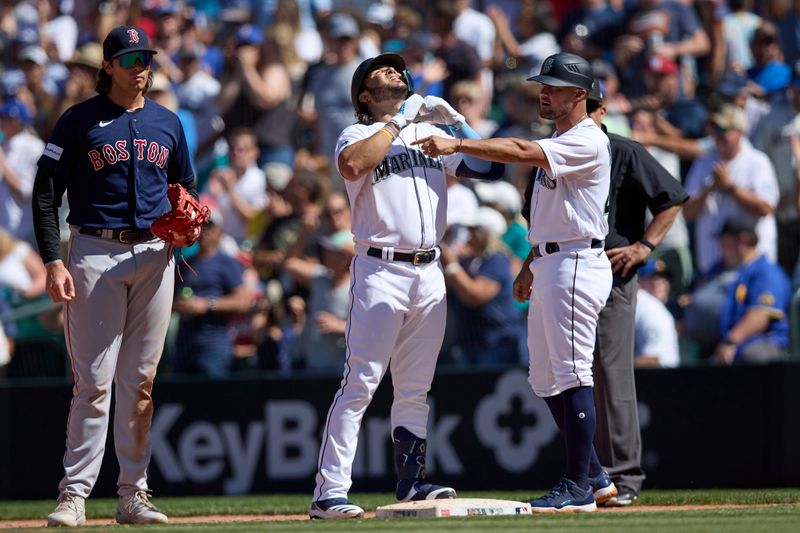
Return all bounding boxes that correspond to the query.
[393,426,426,481]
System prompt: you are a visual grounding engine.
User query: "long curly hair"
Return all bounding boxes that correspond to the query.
[95,66,154,95]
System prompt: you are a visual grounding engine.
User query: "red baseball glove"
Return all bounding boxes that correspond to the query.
[150,184,211,247]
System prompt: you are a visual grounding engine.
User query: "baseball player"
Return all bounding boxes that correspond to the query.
[32,26,197,527]
[418,52,612,512]
[584,81,688,506]
[310,53,504,519]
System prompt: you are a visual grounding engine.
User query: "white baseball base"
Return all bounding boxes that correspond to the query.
[375,498,532,518]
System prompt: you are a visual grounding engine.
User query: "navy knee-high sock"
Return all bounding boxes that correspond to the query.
[543,393,604,480]
[561,386,598,490]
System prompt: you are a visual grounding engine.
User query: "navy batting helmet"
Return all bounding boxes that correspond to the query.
[528,52,593,91]
[350,53,413,113]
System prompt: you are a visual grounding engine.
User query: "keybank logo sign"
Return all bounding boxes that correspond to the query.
[150,370,560,494]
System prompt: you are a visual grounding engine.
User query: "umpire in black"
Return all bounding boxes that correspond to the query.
[586,81,688,505]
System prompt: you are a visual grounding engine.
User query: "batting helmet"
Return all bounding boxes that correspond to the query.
[350,53,413,114]
[528,52,593,91]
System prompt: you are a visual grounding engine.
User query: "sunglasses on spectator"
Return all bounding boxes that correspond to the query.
[710,123,729,135]
[117,52,153,68]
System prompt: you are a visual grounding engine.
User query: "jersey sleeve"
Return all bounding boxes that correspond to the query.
[221,255,246,292]
[37,107,78,176]
[334,124,371,177]
[744,265,789,319]
[628,141,689,213]
[536,129,600,181]
[475,252,510,285]
[168,117,196,191]
[749,152,780,208]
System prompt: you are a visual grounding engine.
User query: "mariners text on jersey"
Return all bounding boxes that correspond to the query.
[373,148,442,184]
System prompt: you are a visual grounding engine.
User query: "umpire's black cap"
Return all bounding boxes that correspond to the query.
[351,53,410,113]
[528,52,593,91]
[103,25,158,61]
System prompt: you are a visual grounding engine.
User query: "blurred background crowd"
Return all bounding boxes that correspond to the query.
[1,0,800,379]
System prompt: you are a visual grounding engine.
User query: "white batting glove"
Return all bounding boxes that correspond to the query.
[390,94,426,129]
[419,95,465,130]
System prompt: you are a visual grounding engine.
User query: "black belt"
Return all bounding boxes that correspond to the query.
[367,247,437,265]
[79,227,155,244]
[532,238,604,258]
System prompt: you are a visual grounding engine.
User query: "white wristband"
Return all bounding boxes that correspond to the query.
[444,262,462,275]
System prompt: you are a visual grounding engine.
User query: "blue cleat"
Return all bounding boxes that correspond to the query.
[589,470,618,504]
[530,478,596,513]
[396,479,457,502]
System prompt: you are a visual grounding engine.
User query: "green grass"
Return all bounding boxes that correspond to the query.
[2,489,800,532]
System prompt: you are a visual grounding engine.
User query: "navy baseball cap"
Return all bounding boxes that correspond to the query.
[0,100,32,125]
[528,52,593,91]
[102,25,157,61]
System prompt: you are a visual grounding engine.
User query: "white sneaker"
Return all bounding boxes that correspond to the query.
[116,491,168,524]
[47,492,86,527]
[309,498,364,519]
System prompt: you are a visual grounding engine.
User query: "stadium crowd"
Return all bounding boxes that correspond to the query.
[1,0,799,378]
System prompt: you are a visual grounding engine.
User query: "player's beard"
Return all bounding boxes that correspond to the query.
[539,101,573,121]
[367,81,408,105]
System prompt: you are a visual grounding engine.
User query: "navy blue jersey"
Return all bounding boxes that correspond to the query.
[38,94,195,229]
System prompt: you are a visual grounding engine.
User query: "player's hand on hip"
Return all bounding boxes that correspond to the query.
[390,94,426,128]
[45,262,75,303]
[607,243,650,277]
[411,135,458,157]
[512,266,533,303]
[418,95,465,129]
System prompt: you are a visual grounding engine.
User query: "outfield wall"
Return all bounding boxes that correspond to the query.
[1,363,799,499]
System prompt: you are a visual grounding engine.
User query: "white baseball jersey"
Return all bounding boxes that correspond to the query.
[528,118,610,245]
[334,122,463,251]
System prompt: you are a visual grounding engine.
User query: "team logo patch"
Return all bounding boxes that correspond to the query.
[542,57,553,73]
[735,283,747,303]
[535,168,556,190]
[127,28,140,44]
[43,143,63,161]
[758,293,776,306]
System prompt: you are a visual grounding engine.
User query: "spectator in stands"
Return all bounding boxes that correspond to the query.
[634,260,680,368]
[0,99,45,246]
[723,0,762,72]
[614,0,711,101]
[630,108,693,296]
[204,128,268,245]
[172,211,253,378]
[488,0,560,78]
[714,218,792,364]
[252,169,324,281]
[754,80,800,276]
[299,12,362,179]
[440,206,523,367]
[15,44,62,138]
[684,103,780,277]
[52,43,102,129]
[474,179,529,274]
[427,1,483,100]
[746,22,792,102]
[558,0,623,60]
[284,228,354,373]
[218,23,296,168]
[0,227,46,301]
[450,79,497,139]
